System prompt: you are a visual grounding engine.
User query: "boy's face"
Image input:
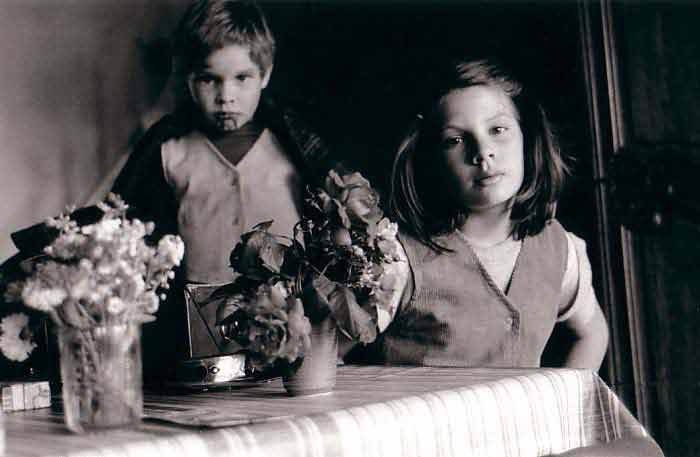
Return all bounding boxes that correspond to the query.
[188,44,271,133]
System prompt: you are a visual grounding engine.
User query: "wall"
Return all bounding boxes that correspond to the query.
[0,0,185,261]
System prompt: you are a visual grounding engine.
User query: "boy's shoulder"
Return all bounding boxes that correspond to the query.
[259,96,333,184]
[139,113,193,149]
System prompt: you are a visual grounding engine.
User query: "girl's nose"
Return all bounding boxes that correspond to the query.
[471,145,496,168]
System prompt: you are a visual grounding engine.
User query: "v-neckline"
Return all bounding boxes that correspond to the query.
[201,129,267,171]
[454,230,524,311]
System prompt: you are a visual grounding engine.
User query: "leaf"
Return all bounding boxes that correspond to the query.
[215,296,243,326]
[230,227,287,279]
[252,220,274,231]
[333,199,351,229]
[300,274,335,322]
[328,286,377,344]
[260,241,285,274]
[209,282,243,301]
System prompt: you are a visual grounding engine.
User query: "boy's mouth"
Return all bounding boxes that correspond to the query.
[212,112,243,130]
[214,112,240,120]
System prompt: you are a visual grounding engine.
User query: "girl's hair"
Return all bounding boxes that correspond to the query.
[171,0,275,106]
[390,58,569,252]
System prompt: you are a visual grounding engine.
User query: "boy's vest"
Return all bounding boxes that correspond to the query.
[162,128,302,283]
[379,221,567,367]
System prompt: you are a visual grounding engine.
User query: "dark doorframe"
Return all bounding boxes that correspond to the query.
[577,0,653,429]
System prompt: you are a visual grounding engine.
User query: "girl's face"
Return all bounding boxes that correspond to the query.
[188,44,271,133]
[434,85,524,214]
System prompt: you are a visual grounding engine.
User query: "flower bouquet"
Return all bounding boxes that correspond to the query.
[1,193,183,432]
[216,168,406,395]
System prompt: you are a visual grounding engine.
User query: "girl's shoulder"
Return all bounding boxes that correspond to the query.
[528,219,569,250]
[397,229,461,265]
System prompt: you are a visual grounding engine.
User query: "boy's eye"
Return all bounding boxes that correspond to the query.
[194,74,217,84]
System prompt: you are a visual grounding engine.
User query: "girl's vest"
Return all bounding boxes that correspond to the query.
[162,129,302,283]
[378,221,568,367]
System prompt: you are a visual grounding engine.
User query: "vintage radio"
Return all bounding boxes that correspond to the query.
[170,283,249,389]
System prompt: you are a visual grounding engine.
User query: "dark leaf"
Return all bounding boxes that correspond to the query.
[328,286,377,344]
[300,274,335,322]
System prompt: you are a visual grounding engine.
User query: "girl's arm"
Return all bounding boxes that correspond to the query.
[558,233,609,370]
[562,300,609,370]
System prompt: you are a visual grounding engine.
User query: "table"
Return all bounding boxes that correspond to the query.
[3,366,655,457]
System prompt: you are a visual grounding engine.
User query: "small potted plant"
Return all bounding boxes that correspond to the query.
[216,168,407,396]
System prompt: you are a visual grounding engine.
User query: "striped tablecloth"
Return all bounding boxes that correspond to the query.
[3,366,652,457]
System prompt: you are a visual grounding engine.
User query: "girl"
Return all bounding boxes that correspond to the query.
[359,58,609,370]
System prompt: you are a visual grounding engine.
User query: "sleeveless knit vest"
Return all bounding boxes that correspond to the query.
[162,129,302,283]
[378,220,568,367]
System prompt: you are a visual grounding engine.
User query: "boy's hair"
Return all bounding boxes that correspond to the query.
[172,0,275,78]
[390,58,569,253]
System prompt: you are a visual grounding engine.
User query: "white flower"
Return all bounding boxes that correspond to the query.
[68,276,92,301]
[5,195,183,332]
[90,245,104,259]
[106,297,125,315]
[158,235,185,266]
[272,281,290,299]
[82,218,121,241]
[125,275,146,298]
[141,292,160,314]
[376,218,398,240]
[96,260,116,276]
[0,313,37,362]
[21,280,67,312]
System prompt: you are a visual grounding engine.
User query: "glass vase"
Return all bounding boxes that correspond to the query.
[58,323,142,433]
[282,318,338,396]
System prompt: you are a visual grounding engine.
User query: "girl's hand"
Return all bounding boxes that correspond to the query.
[545,436,664,457]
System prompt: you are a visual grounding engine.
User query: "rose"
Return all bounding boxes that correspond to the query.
[229,222,287,280]
[280,298,311,361]
[320,170,383,228]
[247,313,288,364]
[218,282,309,369]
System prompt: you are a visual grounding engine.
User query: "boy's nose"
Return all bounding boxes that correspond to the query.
[217,81,237,104]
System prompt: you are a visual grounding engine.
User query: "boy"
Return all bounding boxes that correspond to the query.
[111,0,330,384]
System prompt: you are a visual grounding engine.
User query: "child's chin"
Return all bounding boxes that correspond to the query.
[215,120,241,132]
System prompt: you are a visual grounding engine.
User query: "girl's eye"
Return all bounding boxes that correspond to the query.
[490,126,508,135]
[237,74,253,82]
[443,136,464,147]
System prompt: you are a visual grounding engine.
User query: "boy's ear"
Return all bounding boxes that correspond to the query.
[186,75,198,103]
[261,65,273,89]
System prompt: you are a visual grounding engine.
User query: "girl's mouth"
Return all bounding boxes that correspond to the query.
[475,174,503,186]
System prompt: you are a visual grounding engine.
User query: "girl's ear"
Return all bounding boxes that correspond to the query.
[261,65,273,89]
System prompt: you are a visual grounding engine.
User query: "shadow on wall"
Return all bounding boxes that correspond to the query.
[0,0,186,262]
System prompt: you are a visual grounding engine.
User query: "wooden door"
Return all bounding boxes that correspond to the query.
[581,1,700,455]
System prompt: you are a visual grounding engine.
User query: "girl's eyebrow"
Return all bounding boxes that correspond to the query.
[485,111,516,122]
[440,125,465,132]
